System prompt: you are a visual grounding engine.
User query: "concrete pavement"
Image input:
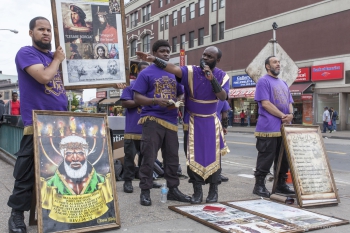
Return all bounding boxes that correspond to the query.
[0,126,349,232]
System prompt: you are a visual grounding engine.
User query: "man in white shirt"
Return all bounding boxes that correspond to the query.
[322,107,332,133]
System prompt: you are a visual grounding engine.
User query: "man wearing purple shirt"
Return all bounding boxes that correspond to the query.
[132,40,191,206]
[7,17,66,233]
[137,46,229,204]
[253,56,295,198]
[121,62,162,193]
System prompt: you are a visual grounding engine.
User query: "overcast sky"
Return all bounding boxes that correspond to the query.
[0,0,134,101]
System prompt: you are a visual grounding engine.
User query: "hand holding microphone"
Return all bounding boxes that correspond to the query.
[200,60,211,77]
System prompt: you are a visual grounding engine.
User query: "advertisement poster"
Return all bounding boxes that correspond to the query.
[52,0,126,89]
[33,111,120,233]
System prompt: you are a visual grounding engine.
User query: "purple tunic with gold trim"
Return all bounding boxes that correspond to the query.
[180,65,230,180]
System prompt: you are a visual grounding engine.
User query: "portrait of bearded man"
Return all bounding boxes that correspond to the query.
[46,135,105,195]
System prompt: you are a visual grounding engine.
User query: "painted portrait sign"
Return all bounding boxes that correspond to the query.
[51,0,127,89]
[33,110,120,233]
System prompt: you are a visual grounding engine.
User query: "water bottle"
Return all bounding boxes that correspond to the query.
[160,183,168,203]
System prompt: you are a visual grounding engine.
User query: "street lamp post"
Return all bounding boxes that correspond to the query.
[0,29,19,34]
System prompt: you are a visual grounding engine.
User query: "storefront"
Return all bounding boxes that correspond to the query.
[312,63,346,129]
[98,89,123,116]
[229,74,257,125]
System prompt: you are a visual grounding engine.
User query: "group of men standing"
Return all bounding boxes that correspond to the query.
[6,15,296,233]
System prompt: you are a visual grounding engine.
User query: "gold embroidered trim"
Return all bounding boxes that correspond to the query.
[187,65,194,98]
[124,134,142,140]
[183,123,188,131]
[221,146,230,156]
[189,97,218,104]
[254,132,282,137]
[221,74,230,87]
[24,126,34,135]
[138,116,178,132]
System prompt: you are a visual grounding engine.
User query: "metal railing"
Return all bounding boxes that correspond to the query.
[0,124,23,156]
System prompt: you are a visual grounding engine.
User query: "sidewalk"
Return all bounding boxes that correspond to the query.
[226,125,350,140]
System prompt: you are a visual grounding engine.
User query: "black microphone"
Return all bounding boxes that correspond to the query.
[200,60,210,76]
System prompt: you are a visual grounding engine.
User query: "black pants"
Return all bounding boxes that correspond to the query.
[139,120,179,189]
[183,130,221,184]
[8,135,35,211]
[122,139,141,181]
[254,137,289,177]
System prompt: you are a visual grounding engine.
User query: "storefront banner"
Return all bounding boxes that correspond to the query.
[96,91,107,98]
[109,89,122,98]
[180,49,186,66]
[301,94,313,100]
[229,87,255,98]
[311,63,344,81]
[232,75,256,87]
[295,67,310,82]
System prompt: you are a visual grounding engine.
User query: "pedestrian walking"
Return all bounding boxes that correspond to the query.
[330,107,338,131]
[240,110,245,126]
[322,107,332,133]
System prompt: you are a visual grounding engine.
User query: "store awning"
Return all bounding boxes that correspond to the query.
[89,97,104,103]
[229,87,255,98]
[289,83,314,96]
[99,98,120,105]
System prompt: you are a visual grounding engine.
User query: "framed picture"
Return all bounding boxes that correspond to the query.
[33,110,120,233]
[169,203,301,233]
[226,199,349,231]
[278,125,339,207]
[51,0,129,89]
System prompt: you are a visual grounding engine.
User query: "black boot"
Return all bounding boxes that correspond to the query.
[206,183,218,203]
[220,174,229,182]
[8,209,27,233]
[123,180,133,193]
[191,183,203,204]
[140,189,152,206]
[276,176,295,195]
[167,187,191,202]
[253,176,271,198]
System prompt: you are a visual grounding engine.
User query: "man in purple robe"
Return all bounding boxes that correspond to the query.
[136,46,229,204]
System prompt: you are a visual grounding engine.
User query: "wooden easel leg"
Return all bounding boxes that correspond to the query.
[29,187,37,226]
[271,143,284,194]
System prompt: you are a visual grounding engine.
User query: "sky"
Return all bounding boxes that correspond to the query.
[0,0,104,101]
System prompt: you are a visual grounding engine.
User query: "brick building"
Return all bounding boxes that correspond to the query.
[125,0,350,130]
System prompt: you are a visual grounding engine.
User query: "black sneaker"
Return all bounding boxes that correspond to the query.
[8,210,26,233]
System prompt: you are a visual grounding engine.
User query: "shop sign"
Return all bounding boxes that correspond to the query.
[232,75,256,88]
[180,49,186,66]
[311,63,344,81]
[295,67,310,82]
[229,87,255,98]
[301,94,313,100]
[96,91,107,98]
[109,89,122,98]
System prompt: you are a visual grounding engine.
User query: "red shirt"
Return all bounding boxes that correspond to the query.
[240,112,245,118]
[11,100,20,115]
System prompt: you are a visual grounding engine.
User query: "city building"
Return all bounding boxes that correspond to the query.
[125,0,350,130]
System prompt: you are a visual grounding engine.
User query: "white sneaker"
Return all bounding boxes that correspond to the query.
[333,130,336,132]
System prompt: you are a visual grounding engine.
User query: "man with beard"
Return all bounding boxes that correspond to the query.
[64,5,93,43]
[107,60,119,77]
[252,56,295,198]
[69,43,82,59]
[133,40,191,206]
[94,5,118,43]
[7,16,66,233]
[82,43,94,59]
[46,136,105,195]
[136,46,229,204]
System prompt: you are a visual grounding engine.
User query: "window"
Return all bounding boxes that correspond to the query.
[180,34,186,49]
[212,0,217,12]
[211,24,217,42]
[173,11,177,26]
[130,11,138,28]
[130,40,137,57]
[125,17,128,28]
[160,17,164,31]
[159,0,163,8]
[219,21,224,40]
[219,0,225,8]
[198,28,204,45]
[143,35,150,52]
[4,91,9,99]
[199,0,205,16]
[165,15,169,30]
[142,5,151,22]
[189,31,194,48]
[172,37,177,52]
[181,7,186,23]
[166,0,170,4]
[190,3,195,19]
